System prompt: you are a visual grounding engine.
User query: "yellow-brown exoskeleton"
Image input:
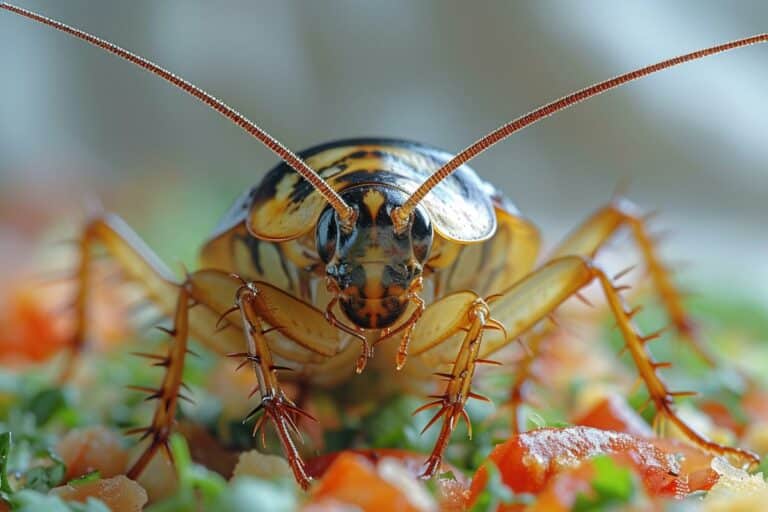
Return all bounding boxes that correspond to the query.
[2,3,764,490]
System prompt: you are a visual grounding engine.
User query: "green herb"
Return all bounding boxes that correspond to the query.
[68,470,101,486]
[146,434,227,511]
[147,434,297,512]
[572,455,636,511]
[23,449,66,492]
[0,432,13,501]
[23,389,68,426]
[10,489,110,512]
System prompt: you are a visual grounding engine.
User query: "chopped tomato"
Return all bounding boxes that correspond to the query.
[306,448,455,481]
[306,452,433,512]
[572,394,653,437]
[652,438,720,493]
[468,426,717,509]
[306,449,467,512]
[0,285,69,363]
[526,457,603,512]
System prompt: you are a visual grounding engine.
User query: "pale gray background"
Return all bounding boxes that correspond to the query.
[1,1,766,302]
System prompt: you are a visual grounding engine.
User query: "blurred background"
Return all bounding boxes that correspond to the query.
[1,1,767,304]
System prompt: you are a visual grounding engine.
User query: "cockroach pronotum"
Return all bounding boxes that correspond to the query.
[1,3,764,490]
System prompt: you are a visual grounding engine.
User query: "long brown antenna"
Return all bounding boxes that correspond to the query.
[0,3,356,226]
[392,34,768,231]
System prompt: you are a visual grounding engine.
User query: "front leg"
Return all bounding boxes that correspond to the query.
[409,257,758,474]
[232,279,317,490]
[126,281,191,480]
[416,297,493,477]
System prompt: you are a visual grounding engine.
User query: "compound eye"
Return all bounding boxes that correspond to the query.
[411,208,433,263]
[316,208,338,263]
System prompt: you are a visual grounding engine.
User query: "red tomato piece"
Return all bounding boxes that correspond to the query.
[306,452,427,512]
[0,285,69,363]
[468,426,717,508]
[572,394,653,437]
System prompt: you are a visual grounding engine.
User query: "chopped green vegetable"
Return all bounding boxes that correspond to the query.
[68,471,101,486]
[24,389,68,426]
[23,449,66,493]
[572,455,637,511]
[10,489,110,512]
[0,432,13,501]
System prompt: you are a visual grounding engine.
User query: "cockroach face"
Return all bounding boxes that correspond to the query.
[316,185,432,329]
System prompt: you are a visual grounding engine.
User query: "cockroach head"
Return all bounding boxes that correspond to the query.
[316,185,432,329]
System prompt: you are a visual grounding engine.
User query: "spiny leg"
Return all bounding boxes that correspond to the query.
[411,256,757,473]
[127,269,346,488]
[126,283,191,479]
[233,280,316,489]
[415,298,495,477]
[492,257,757,466]
[56,213,180,380]
[44,216,343,487]
[549,197,715,365]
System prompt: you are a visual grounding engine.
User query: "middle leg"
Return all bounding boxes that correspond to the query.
[409,256,757,475]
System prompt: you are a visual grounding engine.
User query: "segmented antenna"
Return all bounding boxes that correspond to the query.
[392,34,768,231]
[0,3,356,226]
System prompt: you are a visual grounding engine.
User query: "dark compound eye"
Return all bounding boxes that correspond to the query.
[316,208,338,263]
[411,208,433,263]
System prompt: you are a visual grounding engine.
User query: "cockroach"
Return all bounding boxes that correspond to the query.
[1,3,763,490]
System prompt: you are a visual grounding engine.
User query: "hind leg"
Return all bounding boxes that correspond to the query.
[57,213,180,379]
[549,196,715,365]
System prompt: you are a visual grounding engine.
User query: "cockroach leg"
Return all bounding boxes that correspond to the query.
[234,282,314,489]
[56,214,180,381]
[549,197,716,366]
[410,256,757,475]
[418,298,492,478]
[483,256,757,467]
[126,282,191,480]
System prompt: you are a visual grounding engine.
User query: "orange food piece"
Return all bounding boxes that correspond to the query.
[52,475,147,512]
[468,426,716,508]
[307,449,467,511]
[652,438,719,493]
[57,426,129,481]
[0,285,69,363]
[306,452,431,512]
[573,395,653,437]
[306,448,454,481]
[527,458,599,512]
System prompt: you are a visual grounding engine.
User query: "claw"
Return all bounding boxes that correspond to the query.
[460,408,472,439]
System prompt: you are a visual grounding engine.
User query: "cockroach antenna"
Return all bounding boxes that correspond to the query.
[392,34,768,231]
[0,2,357,228]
